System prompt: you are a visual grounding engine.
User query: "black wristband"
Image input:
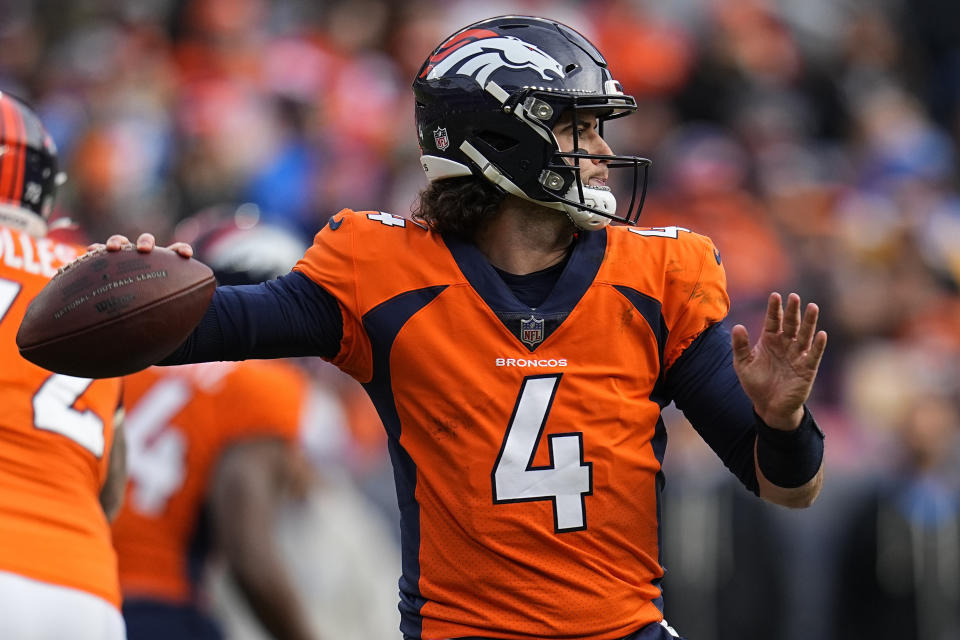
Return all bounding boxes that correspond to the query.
[755,406,824,489]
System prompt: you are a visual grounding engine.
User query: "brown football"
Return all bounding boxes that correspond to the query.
[16,246,215,378]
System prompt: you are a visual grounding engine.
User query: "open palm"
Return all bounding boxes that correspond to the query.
[731,293,828,431]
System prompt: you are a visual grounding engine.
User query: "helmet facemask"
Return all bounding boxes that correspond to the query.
[510,88,652,229]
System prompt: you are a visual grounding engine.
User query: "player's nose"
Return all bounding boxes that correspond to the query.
[580,135,613,163]
[591,135,614,160]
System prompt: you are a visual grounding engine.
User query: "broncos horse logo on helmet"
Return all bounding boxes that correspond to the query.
[413,16,651,231]
[422,29,565,87]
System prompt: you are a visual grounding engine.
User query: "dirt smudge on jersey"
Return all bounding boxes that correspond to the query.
[430,417,461,440]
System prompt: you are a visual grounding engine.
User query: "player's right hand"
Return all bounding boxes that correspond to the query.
[88,233,194,258]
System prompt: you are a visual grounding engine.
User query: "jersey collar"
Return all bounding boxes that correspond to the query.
[442,228,607,349]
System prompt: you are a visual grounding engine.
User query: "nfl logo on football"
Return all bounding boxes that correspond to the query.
[520,316,544,348]
[433,127,450,151]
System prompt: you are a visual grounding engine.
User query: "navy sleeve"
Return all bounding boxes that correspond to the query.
[158,270,343,364]
[664,322,760,494]
[665,322,825,494]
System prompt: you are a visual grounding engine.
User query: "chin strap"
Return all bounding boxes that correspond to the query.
[0,204,47,238]
[559,184,616,230]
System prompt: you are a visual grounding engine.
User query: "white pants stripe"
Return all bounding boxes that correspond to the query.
[0,570,126,640]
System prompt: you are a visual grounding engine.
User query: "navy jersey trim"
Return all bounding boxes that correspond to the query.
[612,285,668,370]
[537,230,606,315]
[650,414,668,614]
[442,229,607,352]
[187,508,213,601]
[360,284,447,638]
[649,377,669,615]
[613,284,671,611]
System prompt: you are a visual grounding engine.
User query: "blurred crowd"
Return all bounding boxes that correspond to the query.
[3,0,960,638]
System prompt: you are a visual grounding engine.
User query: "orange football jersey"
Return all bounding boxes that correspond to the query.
[294,210,729,639]
[111,360,307,603]
[0,226,124,607]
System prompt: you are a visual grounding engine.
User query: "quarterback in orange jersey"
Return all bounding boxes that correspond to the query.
[0,92,128,639]
[88,15,828,640]
[111,220,321,640]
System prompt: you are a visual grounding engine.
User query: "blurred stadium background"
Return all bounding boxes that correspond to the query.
[3,0,959,638]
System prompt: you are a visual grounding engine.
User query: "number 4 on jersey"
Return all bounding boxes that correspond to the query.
[123,378,190,515]
[366,212,428,230]
[627,225,690,238]
[367,212,407,227]
[492,374,592,533]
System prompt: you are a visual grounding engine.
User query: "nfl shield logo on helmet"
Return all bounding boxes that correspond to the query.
[433,127,450,151]
[520,315,545,348]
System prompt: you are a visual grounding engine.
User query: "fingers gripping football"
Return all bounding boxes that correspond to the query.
[87,233,193,258]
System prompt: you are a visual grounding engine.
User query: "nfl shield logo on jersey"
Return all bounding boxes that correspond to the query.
[520,315,545,348]
[433,127,450,151]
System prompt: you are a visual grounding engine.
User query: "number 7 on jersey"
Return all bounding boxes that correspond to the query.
[492,374,593,533]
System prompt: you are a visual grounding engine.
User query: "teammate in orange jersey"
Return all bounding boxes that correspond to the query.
[87,15,827,640]
[0,91,128,639]
[111,218,321,640]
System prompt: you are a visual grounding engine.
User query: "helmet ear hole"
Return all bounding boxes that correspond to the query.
[476,130,519,153]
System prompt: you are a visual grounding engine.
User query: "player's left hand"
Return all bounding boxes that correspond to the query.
[731,292,828,431]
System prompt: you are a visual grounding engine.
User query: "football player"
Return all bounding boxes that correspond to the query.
[88,15,828,640]
[0,91,128,639]
[110,217,322,640]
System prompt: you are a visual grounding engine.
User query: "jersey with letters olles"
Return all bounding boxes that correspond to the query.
[293,209,729,640]
[0,226,123,608]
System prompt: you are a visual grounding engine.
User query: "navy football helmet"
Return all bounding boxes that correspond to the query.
[177,204,308,286]
[0,91,64,236]
[413,15,651,230]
